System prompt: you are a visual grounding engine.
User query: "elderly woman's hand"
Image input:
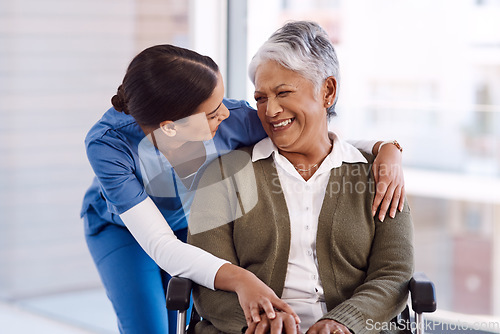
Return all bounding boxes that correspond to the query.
[245,311,300,334]
[371,141,405,222]
[306,319,351,334]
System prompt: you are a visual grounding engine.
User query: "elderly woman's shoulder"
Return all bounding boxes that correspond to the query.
[197,146,254,187]
[219,146,254,172]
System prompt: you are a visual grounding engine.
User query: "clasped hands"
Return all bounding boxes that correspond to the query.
[245,311,351,334]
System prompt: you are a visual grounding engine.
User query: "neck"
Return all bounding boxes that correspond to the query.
[279,133,332,180]
[146,130,207,178]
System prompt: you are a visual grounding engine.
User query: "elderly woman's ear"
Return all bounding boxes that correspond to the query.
[323,76,337,108]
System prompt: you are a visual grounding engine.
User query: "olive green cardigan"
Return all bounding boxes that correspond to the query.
[188,147,414,334]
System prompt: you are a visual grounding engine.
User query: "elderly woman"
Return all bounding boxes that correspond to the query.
[188,21,414,334]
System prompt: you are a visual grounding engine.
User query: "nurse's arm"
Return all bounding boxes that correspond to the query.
[120,197,226,289]
[119,197,298,326]
[348,139,405,222]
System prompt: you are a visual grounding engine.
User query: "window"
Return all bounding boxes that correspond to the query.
[243,0,500,329]
[0,0,224,331]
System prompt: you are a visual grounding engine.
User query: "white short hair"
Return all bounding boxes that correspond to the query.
[248,21,340,116]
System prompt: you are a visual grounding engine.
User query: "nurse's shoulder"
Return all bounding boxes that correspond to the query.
[85,107,143,147]
[215,98,267,150]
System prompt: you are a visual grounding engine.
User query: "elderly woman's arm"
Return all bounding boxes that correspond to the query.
[314,201,414,334]
[188,155,299,333]
[190,227,299,334]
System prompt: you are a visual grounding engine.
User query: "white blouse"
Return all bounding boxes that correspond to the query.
[252,133,368,330]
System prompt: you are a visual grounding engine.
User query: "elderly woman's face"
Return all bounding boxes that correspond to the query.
[253,60,332,153]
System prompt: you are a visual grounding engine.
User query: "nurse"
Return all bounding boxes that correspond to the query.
[81,44,404,334]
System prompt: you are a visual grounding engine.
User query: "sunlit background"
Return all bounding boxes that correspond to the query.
[1,0,499,333]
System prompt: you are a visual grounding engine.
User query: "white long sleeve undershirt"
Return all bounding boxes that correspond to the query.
[346,139,377,155]
[120,197,228,290]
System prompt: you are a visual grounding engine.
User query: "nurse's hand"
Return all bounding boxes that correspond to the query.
[215,264,300,327]
[371,141,405,222]
[236,269,300,327]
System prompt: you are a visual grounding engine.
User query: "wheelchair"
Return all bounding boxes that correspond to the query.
[166,272,436,334]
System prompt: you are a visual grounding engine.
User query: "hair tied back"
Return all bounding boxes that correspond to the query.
[111,85,129,114]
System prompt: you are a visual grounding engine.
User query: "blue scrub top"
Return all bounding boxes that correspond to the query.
[81,98,267,235]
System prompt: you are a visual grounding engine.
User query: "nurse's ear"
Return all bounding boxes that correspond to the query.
[159,120,177,137]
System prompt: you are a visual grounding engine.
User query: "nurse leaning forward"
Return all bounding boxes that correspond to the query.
[80,44,405,334]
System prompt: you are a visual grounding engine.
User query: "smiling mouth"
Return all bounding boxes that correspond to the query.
[272,118,295,130]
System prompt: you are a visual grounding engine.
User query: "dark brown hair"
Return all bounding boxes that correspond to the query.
[111,44,219,127]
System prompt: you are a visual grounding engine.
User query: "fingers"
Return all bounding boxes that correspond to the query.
[268,316,297,334]
[377,180,396,222]
[269,316,284,334]
[389,184,402,218]
[246,321,257,334]
[372,142,405,220]
[261,312,297,334]
[306,319,350,334]
[333,328,350,334]
[372,179,387,218]
[281,313,298,334]
[371,158,385,217]
[254,317,271,334]
[398,185,406,212]
[272,298,301,324]
[390,181,405,218]
[372,160,379,183]
[260,299,276,320]
[372,161,406,221]
[248,302,262,324]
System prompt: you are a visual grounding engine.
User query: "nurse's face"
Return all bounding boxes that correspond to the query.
[159,71,230,142]
[193,71,230,139]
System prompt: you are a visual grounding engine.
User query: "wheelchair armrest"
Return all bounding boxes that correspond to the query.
[166,277,193,312]
[409,272,437,314]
